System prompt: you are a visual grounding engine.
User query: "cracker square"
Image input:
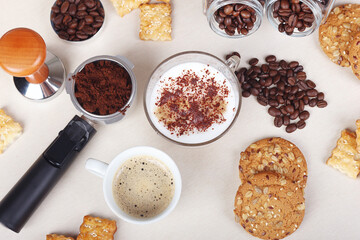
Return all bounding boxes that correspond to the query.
[47,234,74,240]
[76,215,117,240]
[327,130,360,179]
[139,3,172,41]
[110,0,150,17]
[0,109,22,154]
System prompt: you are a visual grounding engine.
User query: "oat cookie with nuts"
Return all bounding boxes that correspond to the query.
[77,215,117,240]
[47,234,74,240]
[234,172,305,240]
[239,138,308,189]
[327,130,360,179]
[319,4,360,67]
[139,3,172,41]
[349,32,360,80]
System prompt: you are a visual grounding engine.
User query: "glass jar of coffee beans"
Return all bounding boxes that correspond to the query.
[265,0,335,37]
[203,0,264,38]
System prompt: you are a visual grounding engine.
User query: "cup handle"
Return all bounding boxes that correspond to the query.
[85,158,108,179]
[225,55,241,73]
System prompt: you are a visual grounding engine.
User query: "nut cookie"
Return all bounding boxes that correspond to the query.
[239,138,307,189]
[349,32,360,80]
[234,172,305,240]
[319,4,360,67]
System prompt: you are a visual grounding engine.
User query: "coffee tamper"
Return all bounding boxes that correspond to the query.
[0,28,65,101]
[0,116,96,233]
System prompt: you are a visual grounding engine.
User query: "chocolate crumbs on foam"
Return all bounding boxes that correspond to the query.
[154,67,230,137]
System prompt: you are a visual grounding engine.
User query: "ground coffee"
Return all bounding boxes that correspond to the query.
[74,60,132,115]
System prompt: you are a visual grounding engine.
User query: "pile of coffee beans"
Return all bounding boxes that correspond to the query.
[214,4,257,36]
[51,0,104,41]
[272,0,315,35]
[235,54,327,133]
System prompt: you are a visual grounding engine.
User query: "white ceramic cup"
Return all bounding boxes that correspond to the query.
[85,146,182,224]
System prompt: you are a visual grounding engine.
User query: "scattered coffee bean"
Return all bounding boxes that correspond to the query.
[214,4,257,36]
[234,54,327,133]
[296,120,306,129]
[286,124,297,133]
[272,0,314,35]
[274,116,283,127]
[51,0,104,41]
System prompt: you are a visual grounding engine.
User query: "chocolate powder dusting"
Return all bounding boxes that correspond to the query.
[74,60,132,115]
[155,68,229,136]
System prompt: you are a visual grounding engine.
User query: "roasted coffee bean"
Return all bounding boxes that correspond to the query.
[61,1,70,14]
[58,31,69,40]
[250,88,260,96]
[299,99,305,111]
[289,61,299,68]
[287,76,296,86]
[290,86,299,94]
[52,5,60,13]
[285,104,294,114]
[306,80,316,88]
[268,107,281,117]
[306,89,318,97]
[89,11,100,16]
[293,99,299,109]
[67,28,76,35]
[299,110,310,120]
[242,91,251,97]
[85,15,94,24]
[317,100,327,108]
[286,124,297,133]
[294,65,303,73]
[83,25,95,35]
[280,106,287,115]
[274,117,283,127]
[309,98,317,107]
[290,110,299,120]
[63,14,72,25]
[297,80,308,90]
[84,0,96,8]
[283,115,290,126]
[257,95,268,106]
[76,31,88,39]
[317,92,324,100]
[265,55,277,63]
[269,99,279,107]
[296,120,306,129]
[69,3,77,15]
[295,90,305,99]
[78,19,85,30]
[296,71,306,80]
[249,58,259,66]
[53,14,64,25]
[77,3,87,11]
[303,95,309,105]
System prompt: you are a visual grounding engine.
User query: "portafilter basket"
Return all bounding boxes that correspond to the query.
[66,55,137,124]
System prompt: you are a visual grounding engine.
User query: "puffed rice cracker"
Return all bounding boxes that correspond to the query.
[139,3,172,41]
[110,0,150,17]
[0,109,22,154]
[327,130,360,179]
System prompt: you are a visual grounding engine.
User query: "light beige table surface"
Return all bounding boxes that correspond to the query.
[1,0,360,239]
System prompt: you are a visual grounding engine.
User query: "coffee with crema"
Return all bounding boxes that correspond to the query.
[112,155,175,218]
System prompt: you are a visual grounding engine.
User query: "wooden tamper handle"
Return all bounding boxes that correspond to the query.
[0,28,49,84]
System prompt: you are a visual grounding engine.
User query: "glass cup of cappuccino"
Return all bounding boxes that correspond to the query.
[85,146,182,224]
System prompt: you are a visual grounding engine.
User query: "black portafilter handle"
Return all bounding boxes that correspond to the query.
[0,115,96,233]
